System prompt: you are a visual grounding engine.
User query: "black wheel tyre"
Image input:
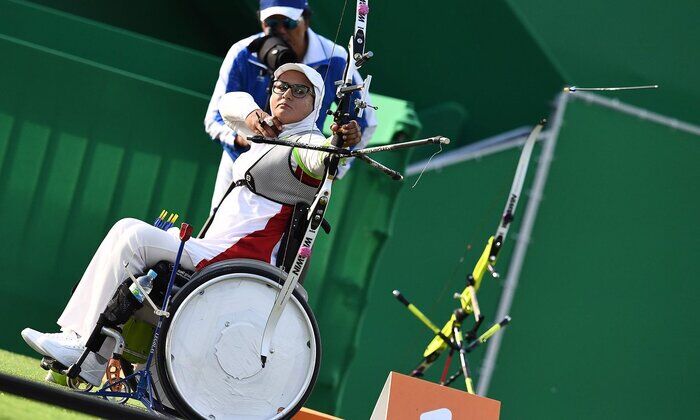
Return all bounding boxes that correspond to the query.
[155,259,321,419]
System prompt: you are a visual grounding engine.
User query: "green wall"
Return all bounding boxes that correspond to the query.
[22,0,260,56]
[506,0,700,127]
[488,99,700,419]
[340,98,700,418]
[0,33,218,351]
[1,0,222,94]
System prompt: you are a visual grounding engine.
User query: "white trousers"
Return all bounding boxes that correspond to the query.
[57,218,195,338]
[211,151,235,213]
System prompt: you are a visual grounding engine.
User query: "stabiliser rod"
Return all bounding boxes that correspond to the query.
[356,154,404,180]
[442,316,512,386]
[393,290,459,351]
[351,136,450,156]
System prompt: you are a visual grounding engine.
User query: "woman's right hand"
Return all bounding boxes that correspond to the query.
[245,109,283,138]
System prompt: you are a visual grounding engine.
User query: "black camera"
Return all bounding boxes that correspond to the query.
[247,34,297,71]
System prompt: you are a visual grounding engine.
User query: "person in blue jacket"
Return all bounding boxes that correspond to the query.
[204,0,377,210]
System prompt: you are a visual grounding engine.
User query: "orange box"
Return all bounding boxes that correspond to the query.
[293,407,342,420]
[370,372,500,420]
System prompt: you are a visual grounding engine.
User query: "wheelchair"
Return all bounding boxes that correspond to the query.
[152,258,320,419]
[36,124,446,418]
[42,205,323,419]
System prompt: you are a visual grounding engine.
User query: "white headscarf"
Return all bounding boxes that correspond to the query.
[272,63,325,137]
[218,63,326,143]
[218,63,334,179]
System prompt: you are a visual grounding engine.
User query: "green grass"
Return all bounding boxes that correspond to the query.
[0,349,94,419]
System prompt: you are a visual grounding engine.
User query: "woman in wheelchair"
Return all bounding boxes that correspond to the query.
[21,63,361,387]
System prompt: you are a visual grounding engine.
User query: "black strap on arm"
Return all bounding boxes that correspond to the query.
[197,179,246,239]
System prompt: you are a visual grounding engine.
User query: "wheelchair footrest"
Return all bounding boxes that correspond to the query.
[40,356,66,373]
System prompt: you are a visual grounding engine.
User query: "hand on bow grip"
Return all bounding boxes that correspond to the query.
[330,120,362,148]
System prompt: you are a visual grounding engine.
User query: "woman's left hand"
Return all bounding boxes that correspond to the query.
[331,120,362,148]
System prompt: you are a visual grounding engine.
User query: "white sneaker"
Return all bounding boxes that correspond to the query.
[21,328,51,356]
[24,329,82,356]
[39,333,106,387]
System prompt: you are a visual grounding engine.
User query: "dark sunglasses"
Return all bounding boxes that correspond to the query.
[272,80,314,98]
[264,17,300,30]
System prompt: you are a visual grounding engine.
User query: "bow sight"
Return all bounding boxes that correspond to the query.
[325,0,376,176]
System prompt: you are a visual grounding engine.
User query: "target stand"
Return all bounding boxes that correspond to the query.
[370,372,501,420]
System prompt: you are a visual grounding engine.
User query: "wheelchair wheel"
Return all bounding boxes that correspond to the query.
[155,259,321,419]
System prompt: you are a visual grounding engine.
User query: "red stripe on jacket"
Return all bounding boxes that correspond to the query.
[195,205,293,270]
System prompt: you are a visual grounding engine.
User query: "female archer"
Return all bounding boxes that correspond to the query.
[22,63,360,386]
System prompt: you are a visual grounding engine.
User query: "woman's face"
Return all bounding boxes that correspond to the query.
[270,70,315,124]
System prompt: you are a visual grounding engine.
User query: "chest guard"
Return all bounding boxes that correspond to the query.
[242,136,322,206]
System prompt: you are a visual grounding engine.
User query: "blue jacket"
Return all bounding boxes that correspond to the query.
[204,28,377,162]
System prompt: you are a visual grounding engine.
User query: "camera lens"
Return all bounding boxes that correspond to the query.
[259,36,297,70]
